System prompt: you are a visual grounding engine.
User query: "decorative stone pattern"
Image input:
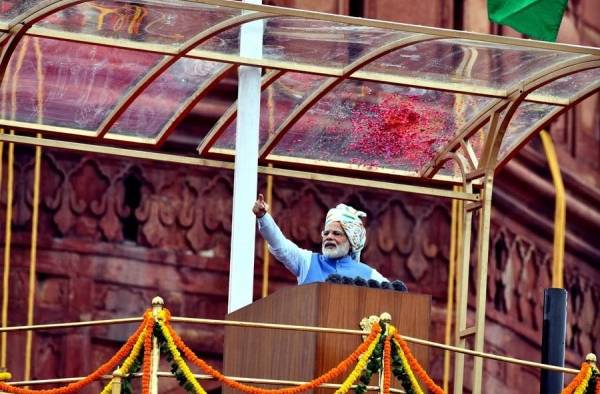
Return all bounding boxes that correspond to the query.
[0,1,598,393]
[2,146,598,394]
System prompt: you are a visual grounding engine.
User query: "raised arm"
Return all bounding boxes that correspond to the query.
[253,194,311,282]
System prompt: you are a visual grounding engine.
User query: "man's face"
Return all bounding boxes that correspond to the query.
[321,221,351,259]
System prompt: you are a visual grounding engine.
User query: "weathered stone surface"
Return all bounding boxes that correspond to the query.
[0,1,598,393]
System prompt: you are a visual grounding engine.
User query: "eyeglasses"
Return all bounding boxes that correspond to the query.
[321,230,345,237]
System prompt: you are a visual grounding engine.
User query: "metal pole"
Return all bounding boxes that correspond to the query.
[228,0,263,313]
[540,131,566,288]
[150,297,164,394]
[472,175,494,394]
[453,181,473,394]
[540,288,567,394]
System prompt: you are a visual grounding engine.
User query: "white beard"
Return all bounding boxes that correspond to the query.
[322,241,350,259]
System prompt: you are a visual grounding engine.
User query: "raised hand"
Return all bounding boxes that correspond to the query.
[252,193,269,218]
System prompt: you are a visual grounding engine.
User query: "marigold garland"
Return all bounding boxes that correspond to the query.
[0,372,12,381]
[0,312,149,394]
[0,307,449,394]
[562,362,597,394]
[99,328,147,394]
[393,339,423,394]
[334,331,382,394]
[161,309,381,394]
[142,311,155,394]
[393,333,444,394]
[562,363,590,394]
[573,365,592,394]
[382,326,394,394]
[157,317,207,394]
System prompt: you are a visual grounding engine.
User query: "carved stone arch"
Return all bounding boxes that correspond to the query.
[201,176,233,234]
[489,228,511,312]
[420,202,451,255]
[177,172,232,254]
[373,199,414,277]
[68,157,111,214]
[94,164,148,242]
[284,185,330,247]
[38,151,65,211]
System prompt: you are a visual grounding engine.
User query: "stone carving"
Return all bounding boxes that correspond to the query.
[488,222,599,362]
[4,148,599,387]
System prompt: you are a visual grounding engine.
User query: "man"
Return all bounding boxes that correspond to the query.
[253,194,387,285]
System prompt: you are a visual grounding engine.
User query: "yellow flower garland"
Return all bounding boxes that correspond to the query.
[392,339,423,394]
[99,328,147,394]
[573,364,593,394]
[158,320,207,394]
[0,372,12,381]
[334,332,382,394]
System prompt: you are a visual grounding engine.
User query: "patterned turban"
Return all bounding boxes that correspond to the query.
[325,204,367,261]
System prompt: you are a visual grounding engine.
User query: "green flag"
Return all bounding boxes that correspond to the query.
[487,0,569,42]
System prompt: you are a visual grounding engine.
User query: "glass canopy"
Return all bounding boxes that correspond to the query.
[0,0,598,187]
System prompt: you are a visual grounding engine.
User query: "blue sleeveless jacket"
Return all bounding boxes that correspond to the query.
[301,253,374,285]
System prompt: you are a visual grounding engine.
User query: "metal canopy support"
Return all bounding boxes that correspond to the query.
[0,133,481,201]
[258,34,437,159]
[152,64,238,146]
[453,178,474,394]
[472,174,494,393]
[228,0,263,313]
[0,1,598,388]
[450,58,600,393]
[197,69,285,155]
[96,11,270,138]
[0,0,90,87]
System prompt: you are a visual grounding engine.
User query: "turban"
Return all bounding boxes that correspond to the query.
[325,204,367,261]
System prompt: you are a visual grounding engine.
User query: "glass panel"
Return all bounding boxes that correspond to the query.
[0,37,162,131]
[269,80,492,174]
[199,16,412,68]
[0,0,45,24]
[35,0,242,47]
[528,67,600,103]
[210,72,329,151]
[363,39,583,93]
[498,102,558,159]
[109,59,227,139]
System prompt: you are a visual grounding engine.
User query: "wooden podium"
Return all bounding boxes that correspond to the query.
[223,283,431,393]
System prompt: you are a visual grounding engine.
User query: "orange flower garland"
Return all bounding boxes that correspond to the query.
[142,311,155,394]
[393,333,444,394]
[0,306,450,394]
[161,309,381,394]
[383,334,392,394]
[561,363,591,394]
[0,313,148,394]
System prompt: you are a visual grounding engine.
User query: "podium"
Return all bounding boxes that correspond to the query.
[223,283,431,393]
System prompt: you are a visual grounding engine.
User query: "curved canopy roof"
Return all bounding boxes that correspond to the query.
[1,0,599,188]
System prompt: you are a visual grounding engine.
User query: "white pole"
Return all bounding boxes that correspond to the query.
[228,1,263,313]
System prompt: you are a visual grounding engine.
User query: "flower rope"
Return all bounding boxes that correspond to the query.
[0,312,149,394]
[141,311,155,394]
[393,333,444,394]
[99,327,147,394]
[333,330,382,394]
[561,362,598,394]
[382,326,394,394]
[156,312,207,394]
[0,307,447,394]
[161,309,382,394]
[392,339,422,394]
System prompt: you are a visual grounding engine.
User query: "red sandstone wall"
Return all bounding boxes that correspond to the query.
[0,1,598,393]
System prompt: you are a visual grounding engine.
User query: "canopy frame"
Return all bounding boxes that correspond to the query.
[0,1,598,392]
